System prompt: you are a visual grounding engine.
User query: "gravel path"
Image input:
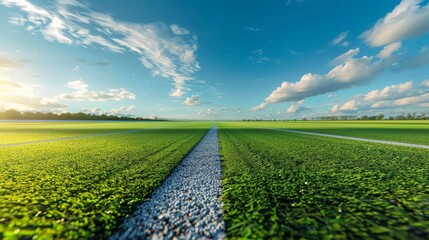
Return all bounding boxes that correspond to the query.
[260,127,429,149]
[110,124,225,240]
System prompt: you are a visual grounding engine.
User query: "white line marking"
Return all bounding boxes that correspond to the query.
[259,127,429,149]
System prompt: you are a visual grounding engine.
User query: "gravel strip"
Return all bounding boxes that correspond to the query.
[260,127,429,149]
[110,124,225,240]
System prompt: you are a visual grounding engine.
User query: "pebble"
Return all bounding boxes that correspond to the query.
[110,125,225,240]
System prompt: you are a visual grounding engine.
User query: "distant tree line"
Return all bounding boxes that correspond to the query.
[243,112,429,121]
[0,109,165,121]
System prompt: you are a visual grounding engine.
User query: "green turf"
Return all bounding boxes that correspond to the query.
[218,122,429,239]
[0,121,211,239]
[231,120,429,145]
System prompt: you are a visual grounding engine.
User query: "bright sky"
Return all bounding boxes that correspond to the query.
[0,0,428,120]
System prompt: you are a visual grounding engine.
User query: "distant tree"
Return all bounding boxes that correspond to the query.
[0,109,164,121]
[375,114,384,120]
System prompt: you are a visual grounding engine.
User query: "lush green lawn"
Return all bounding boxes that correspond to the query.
[0,121,211,239]
[218,122,429,239]
[233,120,429,145]
[0,121,193,144]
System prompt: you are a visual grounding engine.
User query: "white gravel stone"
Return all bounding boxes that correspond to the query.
[110,125,225,240]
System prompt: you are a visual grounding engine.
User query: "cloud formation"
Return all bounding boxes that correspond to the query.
[263,48,386,104]
[0,79,67,111]
[184,95,200,106]
[331,31,349,47]
[60,79,136,101]
[332,80,428,113]
[377,42,402,59]
[362,0,429,46]
[1,0,199,96]
[84,105,136,116]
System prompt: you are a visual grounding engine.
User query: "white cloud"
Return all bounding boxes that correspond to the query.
[326,55,382,82]
[372,93,429,108]
[251,102,268,112]
[169,88,184,97]
[0,79,67,111]
[60,80,136,101]
[331,31,350,47]
[330,48,360,65]
[84,105,136,115]
[287,105,310,114]
[264,48,386,104]
[339,100,357,111]
[196,108,218,117]
[377,42,402,59]
[364,80,413,101]
[333,80,426,113]
[66,79,87,91]
[421,79,429,87]
[184,95,200,106]
[362,0,429,46]
[1,0,200,96]
[170,24,190,35]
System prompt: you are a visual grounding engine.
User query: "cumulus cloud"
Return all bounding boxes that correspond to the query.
[59,80,136,101]
[84,105,136,115]
[364,80,413,101]
[264,47,391,104]
[184,95,200,106]
[196,108,219,117]
[251,102,268,112]
[377,42,402,59]
[287,105,310,114]
[331,31,349,47]
[362,0,429,46]
[169,88,184,97]
[1,0,199,96]
[330,48,360,65]
[332,80,427,113]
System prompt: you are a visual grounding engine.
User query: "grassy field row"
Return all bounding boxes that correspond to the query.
[0,122,187,144]
[0,122,211,239]
[1,121,428,239]
[218,122,429,239]
[238,120,429,145]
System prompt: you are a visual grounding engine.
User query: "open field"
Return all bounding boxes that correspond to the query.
[1,120,428,239]
[218,122,429,239]
[0,121,211,238]
[238,120,429,145]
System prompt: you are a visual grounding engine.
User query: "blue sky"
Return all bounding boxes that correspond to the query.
[0,0,428,120]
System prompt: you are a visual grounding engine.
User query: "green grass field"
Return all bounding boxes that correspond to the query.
[237,120,429,145]
[0,121,211,239]
[1,120,428,239]
[218,122,429,239]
